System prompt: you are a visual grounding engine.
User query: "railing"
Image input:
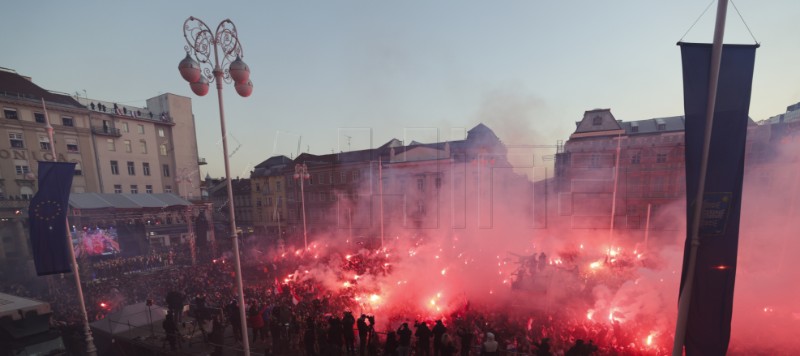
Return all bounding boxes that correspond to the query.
[90,126,122,137]
[198,158,207,165]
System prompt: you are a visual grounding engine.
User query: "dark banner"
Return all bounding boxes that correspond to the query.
[679,43,757,355]
[29,161,76,276]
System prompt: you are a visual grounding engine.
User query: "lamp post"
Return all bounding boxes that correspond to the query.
[293,163,310,250]
[179,16,253,356]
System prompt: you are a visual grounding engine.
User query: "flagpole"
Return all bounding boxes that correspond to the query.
[379,157,385,249]
[608,134,622,253]
[42,98,97,355]
[672,0,728,354]
[644,203,652,250]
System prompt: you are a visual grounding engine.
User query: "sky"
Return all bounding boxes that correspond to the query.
[2,0,799,178]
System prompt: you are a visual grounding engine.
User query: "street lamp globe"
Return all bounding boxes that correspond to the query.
[235,79,253,98]
[178,53,201,83]
[229,56,250,84]
[190,75,210,96]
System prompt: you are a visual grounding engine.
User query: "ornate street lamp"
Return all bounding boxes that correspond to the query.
[293,163,310,250]
[179,16,252,355]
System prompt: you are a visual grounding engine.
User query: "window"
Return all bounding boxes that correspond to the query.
[74,162,82,176]
[630,153,641,165]
[39,136,51,150]
[130,185,138,194]
[114,185,122,194]
[110,160,119,175]
[158,128,165,137]
[9,133,24,148]
[127,161,135,175]
[417,200,426,214]
[162,164,170,177]
[107,139,115,151]
[3,108,18,119]
[137,124,144,134]
[143,162,151,176]
[146,185,153,194]
[165,185,172,193]
[276,181,281,191]
[122,122,129,133]
[352,170,360,181]
[267,197,273,206]
[257,199,262,207]
[159,144,168,156]
[657,123,666,131]
[631,125,639,133]
[32,112,46,123]
[656,153,667,163]
[124,140,132,153]
[14,159,30,175]
[592,116,603,126]
[62,117,74,127]
[417,178,425,191]
[340,171,346,184]
[435,177,442,189]
[140,140,147,154]
[590,154,601,168]
[20,187,33,200]
[66,138,79,152]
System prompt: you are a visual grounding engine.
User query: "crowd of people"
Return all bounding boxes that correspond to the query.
[0,240,681,355]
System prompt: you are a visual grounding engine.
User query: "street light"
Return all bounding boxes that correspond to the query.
[179,16,252,355]
[293,163,310,250]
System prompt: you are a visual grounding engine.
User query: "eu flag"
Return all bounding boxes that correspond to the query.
[679,43,757,355]
[29,161,76,276]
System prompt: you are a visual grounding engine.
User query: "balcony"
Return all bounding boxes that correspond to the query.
[198,157,207,165]
[91,126,122,137]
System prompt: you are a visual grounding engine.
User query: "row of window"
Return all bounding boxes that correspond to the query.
[105,121,166,137]
[294,170,362,186]
[4,108,74,126]
[4,108,170,137]
[8,134,168,157]
[109,160,169,177]
[10,159,83,177]
[8,132,80,152]
[105,138,169,155]
[112,184,172,194]
[254,181,282,193]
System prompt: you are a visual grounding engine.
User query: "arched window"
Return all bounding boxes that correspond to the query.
[160,144,168,156]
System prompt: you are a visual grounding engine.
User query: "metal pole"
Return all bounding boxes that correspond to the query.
[644,203,652,250]
[43,98,97,355]
[186,206,196,266]
[300,164,309,250]
[672,1,728,354]
[379,157,384,248]
[608,135,622,251]
[213,64,251,354]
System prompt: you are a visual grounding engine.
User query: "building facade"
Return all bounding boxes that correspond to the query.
[552,108,776,242]
[0,67,206,279]
[251,155,291,237]
[77,93,203,199]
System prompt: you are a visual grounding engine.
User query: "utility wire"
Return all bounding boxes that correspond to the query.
[730,0,759,44]
[679,0,716,43]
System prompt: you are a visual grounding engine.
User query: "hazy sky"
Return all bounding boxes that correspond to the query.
[3,1,799,177]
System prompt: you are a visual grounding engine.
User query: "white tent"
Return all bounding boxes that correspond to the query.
[90,302,168,335]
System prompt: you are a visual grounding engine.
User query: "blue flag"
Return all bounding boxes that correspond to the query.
[29,161,76,276]
[679,43,757,355]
